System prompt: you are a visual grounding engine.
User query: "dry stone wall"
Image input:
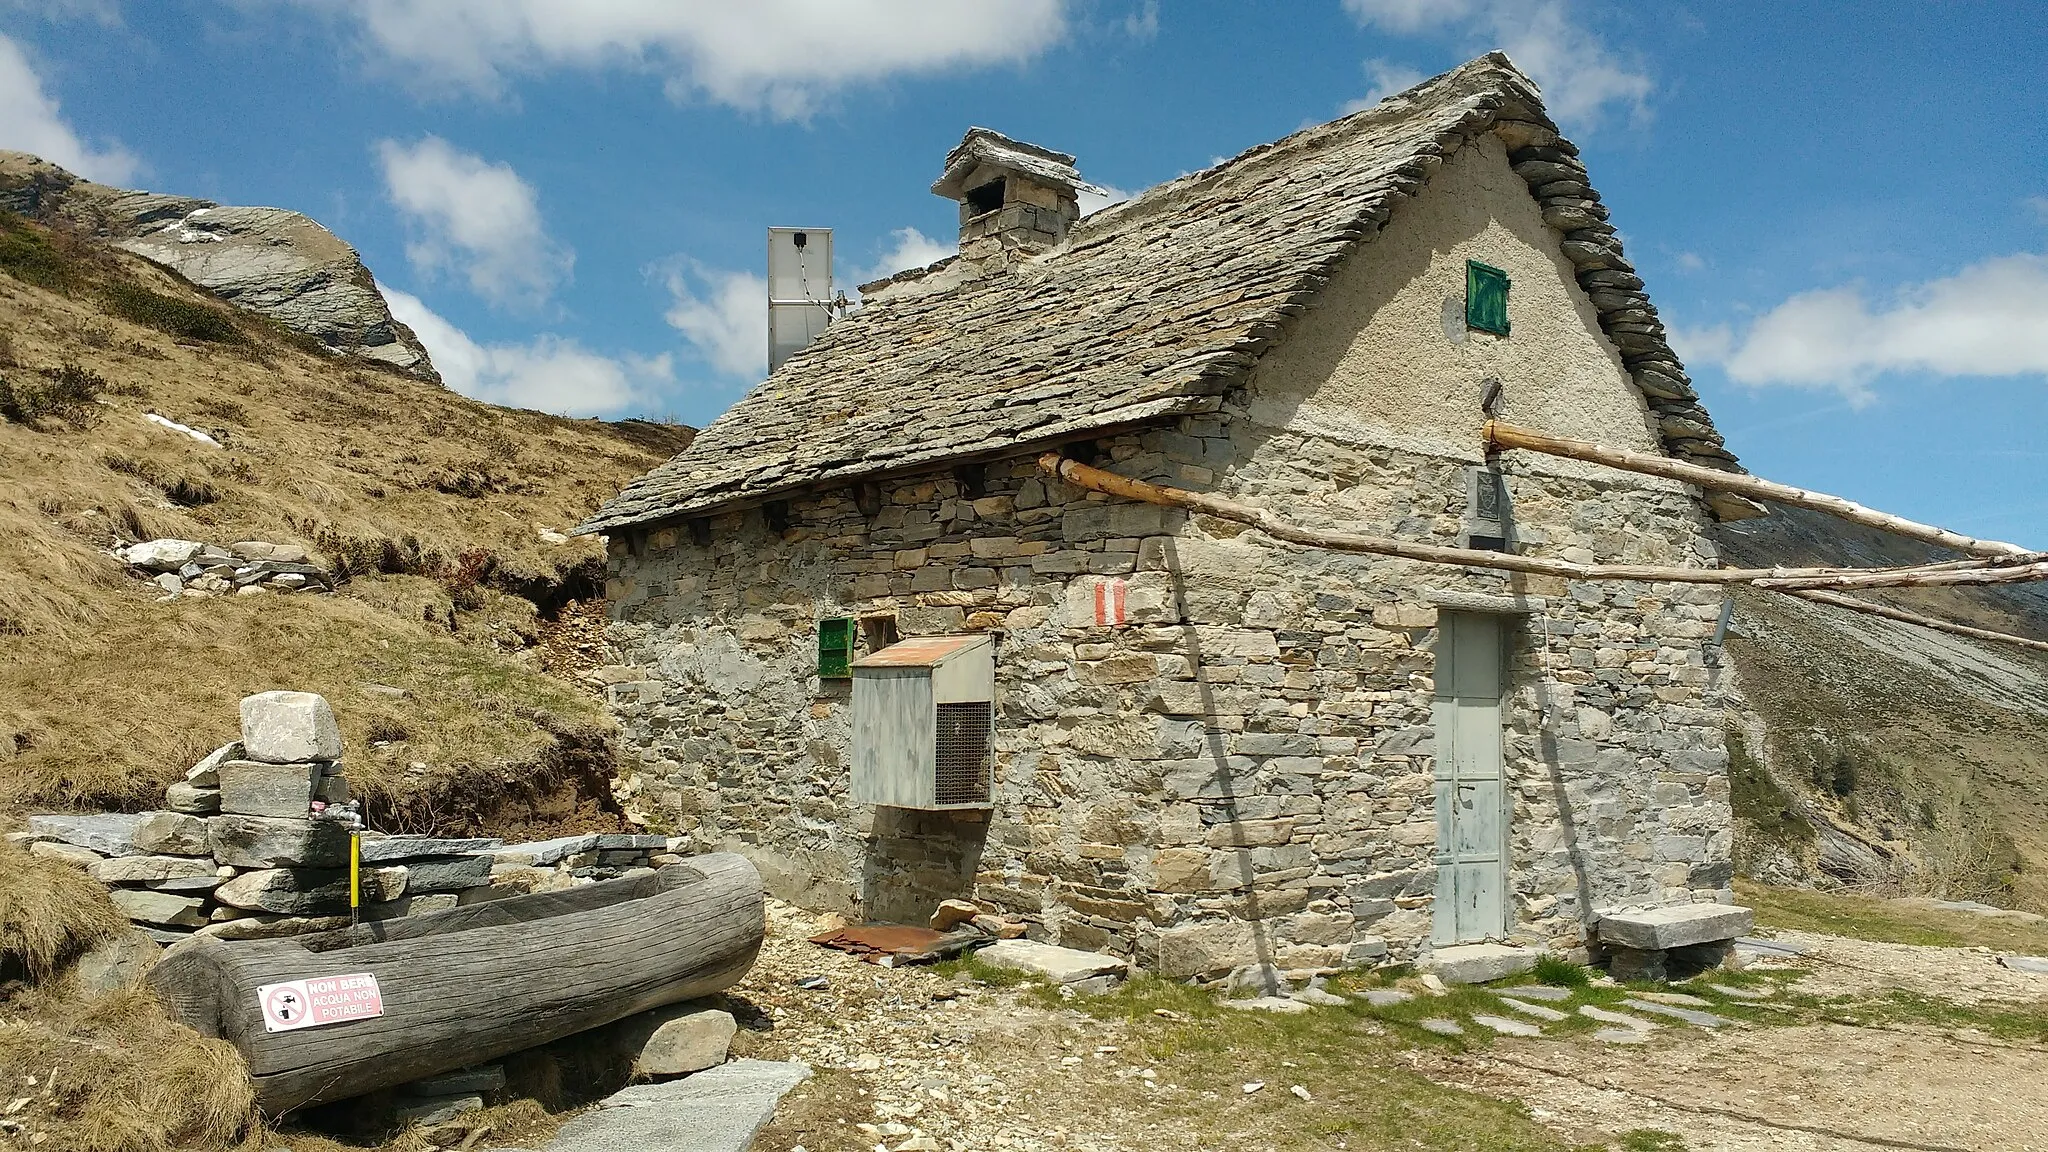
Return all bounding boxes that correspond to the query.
[604,409,1738,978]
[12,691,671,950]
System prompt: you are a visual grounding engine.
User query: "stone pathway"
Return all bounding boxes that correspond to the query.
[488,1060,811,1152]
[1359,979,1750,1045]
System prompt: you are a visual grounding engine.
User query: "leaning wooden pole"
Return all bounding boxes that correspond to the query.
[1482,420,2035,560]
[1783,589,2048,654]
[1037,455,2031,591]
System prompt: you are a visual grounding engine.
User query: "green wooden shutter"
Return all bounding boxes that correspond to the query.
[1466,260,1511,336]
[818,617,855,679]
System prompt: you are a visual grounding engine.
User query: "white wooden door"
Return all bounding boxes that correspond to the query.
[1431,612,1508,944]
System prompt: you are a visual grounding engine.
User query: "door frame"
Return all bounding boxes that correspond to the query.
[1430,609,1513,945]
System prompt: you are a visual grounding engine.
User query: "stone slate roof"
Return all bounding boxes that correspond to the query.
[581,52,1737,535]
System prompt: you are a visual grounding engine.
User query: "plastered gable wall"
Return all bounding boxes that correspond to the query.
[600,126,1738,976]
[1247,130,1662,468]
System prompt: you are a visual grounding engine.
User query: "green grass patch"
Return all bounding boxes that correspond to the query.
[1617,1131,1690,1152]
[98,280,246,345]
[1738,880,2048,953]
[1534,954,1591,986]
[0,208,75,290]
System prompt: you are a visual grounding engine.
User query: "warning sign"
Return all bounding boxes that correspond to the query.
[257,972,384,1033]
[1093,577,1129,626]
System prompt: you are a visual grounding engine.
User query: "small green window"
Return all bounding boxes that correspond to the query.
[818,617,855,679]
[1466,260,1511,336]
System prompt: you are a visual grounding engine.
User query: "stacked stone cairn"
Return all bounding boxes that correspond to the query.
[117,537,338,600]
[14,691,671,950]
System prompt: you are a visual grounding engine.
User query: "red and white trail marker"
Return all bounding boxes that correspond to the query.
[1094,577,1129,626]
[257,972,384,1033]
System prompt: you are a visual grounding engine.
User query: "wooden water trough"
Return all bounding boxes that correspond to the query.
[148,852,764,1115]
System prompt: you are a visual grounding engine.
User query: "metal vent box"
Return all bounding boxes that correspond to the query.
[852,634,995,810]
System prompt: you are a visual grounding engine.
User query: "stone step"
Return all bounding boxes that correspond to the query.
[1578,1005,1658,1030]
[539,1059,811,1152]
[1620,998,1726,1028]
[1631,991,1713,1008]
[1420,943,1539,985]
[1493,996,1567,1023]
[1470,1014,1542,1037]
[1707,982,1773,1000]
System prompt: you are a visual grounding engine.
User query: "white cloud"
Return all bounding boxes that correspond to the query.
[1678,253,2048,403]
[1342,0,1651,130]
[1122,1,1160,41]
[0,32,139,182]
[1341,58,1428,114]
[853,226,956,287]
[1673,250,1706,272]
[662,261,769,380]
[1079,184,1133,215]
[375,136,570,309]
[383,287,668,416]
[2029,195,2048,224]
[323,1,1068,119]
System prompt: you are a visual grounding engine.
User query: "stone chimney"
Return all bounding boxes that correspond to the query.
[932,128,1104,272]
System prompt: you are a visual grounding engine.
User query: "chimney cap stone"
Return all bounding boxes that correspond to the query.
[931,127,1106,201]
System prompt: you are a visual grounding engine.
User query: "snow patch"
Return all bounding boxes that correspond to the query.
[144,412,221,447]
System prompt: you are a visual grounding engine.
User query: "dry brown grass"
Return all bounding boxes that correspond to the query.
[0,986,256,1152]
[0,840,124,980]
[0,213,691,820]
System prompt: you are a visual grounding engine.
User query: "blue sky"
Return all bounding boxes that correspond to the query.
[3,1,2045,543]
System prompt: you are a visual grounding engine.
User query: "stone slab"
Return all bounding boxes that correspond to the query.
[1707,983,1772,1000]
[1357,989,1413,1007]
[488,835,600,867]
[541,1059,811,1152]
[217,760,319,818]
[1997,955,2048,975]
[595,834,668,850]
[407,1065,506,1096]
[207,814,350,869]
[89,855,214,884]
[70,928,161,997]
[1597,904,1754,951]
[358,836,504,863]
[1471,1014,1543,1037]
[239,691,342,763]
[133,812,210,856]
[397,1094,482,1125]
[1621,998,1725,1028]
[1594,1027,1650,1044]
[30,841,101,866]
[110,888,207,928]
[185,742,241,787]
[27,813,144,857]
[1632,991,1714,1008]
[1578,1005,1657,1030]
[1494,997,1567,1022]
[401,855,496,893]
[164,782,222,815]
[1421,943,1539,985]
[976,939,1128,984]
[1418,1017,1464,1035]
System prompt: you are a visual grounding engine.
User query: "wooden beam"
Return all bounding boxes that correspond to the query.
[1483,421,2036,560]
[1037,454,2030,590]
[1782,589,2048,654]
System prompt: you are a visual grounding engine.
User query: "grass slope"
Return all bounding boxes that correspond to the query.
[0,208,688,828]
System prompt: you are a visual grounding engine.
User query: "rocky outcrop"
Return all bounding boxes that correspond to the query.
[0,150,436,379]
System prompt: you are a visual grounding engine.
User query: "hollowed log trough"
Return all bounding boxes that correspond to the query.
[148,853,764,1115]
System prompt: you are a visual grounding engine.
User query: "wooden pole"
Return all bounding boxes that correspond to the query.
[1782,589,2048,655]
[1482,420,2036,560]
[1036,454,2037,591]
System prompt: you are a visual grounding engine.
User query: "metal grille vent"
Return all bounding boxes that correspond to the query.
[932,701,993,806]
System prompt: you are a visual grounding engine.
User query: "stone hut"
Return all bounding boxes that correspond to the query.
[579,54,1751,978]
